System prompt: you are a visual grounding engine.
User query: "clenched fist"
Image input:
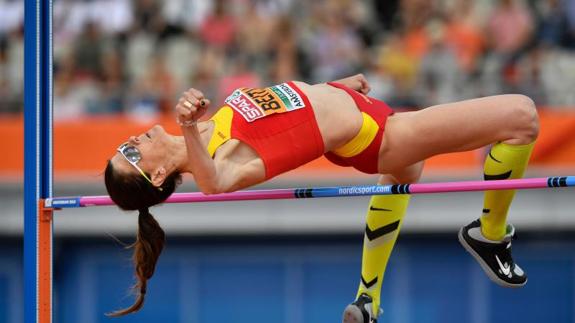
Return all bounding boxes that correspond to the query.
[175,88,211,127]
[335,74,371,95]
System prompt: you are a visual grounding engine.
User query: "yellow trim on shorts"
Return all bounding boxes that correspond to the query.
[332,112,379,158]
[207,106,233,157]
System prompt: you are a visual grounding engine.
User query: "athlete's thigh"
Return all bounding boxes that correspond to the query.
[378,95,530,172]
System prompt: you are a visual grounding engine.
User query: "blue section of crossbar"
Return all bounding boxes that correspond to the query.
[49,198,81,208]
[310,185,393,198]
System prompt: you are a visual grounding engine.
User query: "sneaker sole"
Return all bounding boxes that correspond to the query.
[342,304,366,323]
[458,228,527,288]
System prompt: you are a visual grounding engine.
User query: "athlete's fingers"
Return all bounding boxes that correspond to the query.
[199,98,210,107]
[183,88,204,103]
[361,84,371,95]
[360,78,371,95]
[188,88,205,100]
[176,102,196,116]
[182,93,200,107]
[178,99,197,113]
[178,97,194,108]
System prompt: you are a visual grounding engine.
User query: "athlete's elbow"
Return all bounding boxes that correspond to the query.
[198,183,221,195]
[196,180,223,195]
[199,187,217,195]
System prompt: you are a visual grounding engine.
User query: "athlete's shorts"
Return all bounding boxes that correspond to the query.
[324,82,394,174]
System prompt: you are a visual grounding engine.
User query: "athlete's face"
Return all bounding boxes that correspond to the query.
[111,125,172,179]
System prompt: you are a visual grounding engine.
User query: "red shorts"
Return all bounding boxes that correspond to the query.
[324,82,394,174]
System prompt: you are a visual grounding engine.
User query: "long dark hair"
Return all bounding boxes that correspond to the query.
[104,160,182,316]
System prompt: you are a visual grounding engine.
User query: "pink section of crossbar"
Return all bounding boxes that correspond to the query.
[80,189,295,207]
[409,177,548,194]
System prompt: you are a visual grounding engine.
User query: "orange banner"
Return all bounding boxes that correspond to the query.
[2,109,575,180]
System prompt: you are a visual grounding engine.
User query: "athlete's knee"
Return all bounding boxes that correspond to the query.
[507,95,539,143]
[380,161,424,185]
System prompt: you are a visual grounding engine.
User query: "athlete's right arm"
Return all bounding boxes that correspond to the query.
[176,89,222,194]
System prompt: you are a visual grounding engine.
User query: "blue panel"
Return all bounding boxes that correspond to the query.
[0,243,24,323]
[0,275,8,323]
[95,262,181,323]
[54,252,80,323]
[198,261,285,323]
[20,236,575,323]
[405,242,473,323]
[490,256,574,323]
[302,260,359,323]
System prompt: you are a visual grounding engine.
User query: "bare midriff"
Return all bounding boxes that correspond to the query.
[292,81,364,151]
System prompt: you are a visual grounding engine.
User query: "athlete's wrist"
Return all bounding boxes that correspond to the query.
[176,117,198,128]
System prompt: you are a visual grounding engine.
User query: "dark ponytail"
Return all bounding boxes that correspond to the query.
[104,161,181,316]
[107,208,165,317]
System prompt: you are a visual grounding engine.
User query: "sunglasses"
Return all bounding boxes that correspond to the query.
[117,142,155,186]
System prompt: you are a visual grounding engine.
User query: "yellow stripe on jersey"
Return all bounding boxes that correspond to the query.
[332,112,379,158]
[207,106,233,157]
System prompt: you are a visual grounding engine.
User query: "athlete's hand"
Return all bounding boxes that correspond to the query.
[335,74,371,95]
[175,88,211,127]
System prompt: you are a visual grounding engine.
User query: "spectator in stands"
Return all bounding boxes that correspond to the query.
[0,0,23,36]
[53,53,97,121]
[306,1,363,82]
[0,39,20,114]
[444,0,485,73]
[397,0,435,60]
[133,0,162,33]
[128,53,176,118]
[376,34,419,107]
[73,22,105,80]
[268,15,308,83]
[93,50,126,115]
[199,0,237,50]
[217,55,261,104]
[189,48,224,113]
[488,0,534,55]
[236,2,274,75]
[415,19,462,106]
[485,0,534,92]
[564,0,575,48]
[516,46,548,105]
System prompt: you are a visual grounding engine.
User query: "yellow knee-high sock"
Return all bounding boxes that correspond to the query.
[480,141,535,240]
[356,194,410,313]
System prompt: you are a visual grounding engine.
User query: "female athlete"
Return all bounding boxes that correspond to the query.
[104,73,539,322]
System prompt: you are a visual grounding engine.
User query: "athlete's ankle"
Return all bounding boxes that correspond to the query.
[479,217,506,241]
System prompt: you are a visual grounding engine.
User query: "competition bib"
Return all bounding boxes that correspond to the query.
[224,83,306,122]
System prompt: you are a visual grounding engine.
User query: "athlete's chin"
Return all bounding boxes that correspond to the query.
[151,124,167,135]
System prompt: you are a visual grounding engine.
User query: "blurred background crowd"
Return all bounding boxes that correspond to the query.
[1,0,575,120]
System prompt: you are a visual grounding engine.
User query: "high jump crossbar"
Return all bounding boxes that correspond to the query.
[46,176,575,208]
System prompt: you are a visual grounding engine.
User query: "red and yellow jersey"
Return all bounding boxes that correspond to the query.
[207,81,325,179]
